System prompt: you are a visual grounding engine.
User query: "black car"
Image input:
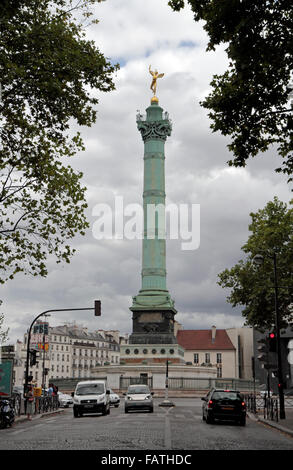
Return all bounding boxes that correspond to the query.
[202,389,246,426]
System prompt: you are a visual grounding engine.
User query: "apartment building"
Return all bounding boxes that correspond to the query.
[176,325,254,379]
[11,323,120,387]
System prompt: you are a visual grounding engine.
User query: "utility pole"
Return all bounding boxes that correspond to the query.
[273,252,285,419]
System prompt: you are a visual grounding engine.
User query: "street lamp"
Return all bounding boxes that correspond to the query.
[253,253,286,419]
[159,358,175,408]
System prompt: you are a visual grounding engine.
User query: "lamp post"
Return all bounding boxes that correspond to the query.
[159,358,175,408]
[253,253,286,419]
[24,301,101,396]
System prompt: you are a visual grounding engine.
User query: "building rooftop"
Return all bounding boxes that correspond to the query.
[177,329,235,351]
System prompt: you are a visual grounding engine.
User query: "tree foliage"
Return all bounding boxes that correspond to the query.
[169,0,293,184]
[217,197,293,330]
[0,0,119,283]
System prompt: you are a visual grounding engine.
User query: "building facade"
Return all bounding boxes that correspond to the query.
[10,324,120,388]
[176,326,254,379]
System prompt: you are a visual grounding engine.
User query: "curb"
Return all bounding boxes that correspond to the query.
[247,412,293,438]
[14,408,65,424]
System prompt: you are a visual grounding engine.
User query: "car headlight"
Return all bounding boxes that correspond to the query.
[127,396,132,400]
[144,395,151,400]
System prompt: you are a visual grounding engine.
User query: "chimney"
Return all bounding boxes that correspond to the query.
[211,325,216,343]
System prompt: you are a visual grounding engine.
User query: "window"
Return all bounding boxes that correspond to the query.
[217,367,222,378]
[205,353,210,364]
[217,353,222,364]
[194,353,199,364]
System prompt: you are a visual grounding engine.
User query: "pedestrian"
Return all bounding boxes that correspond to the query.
[26,385,34,421]
[48,383,53,396]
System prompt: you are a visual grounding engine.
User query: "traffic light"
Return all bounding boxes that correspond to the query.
[268,332,277,353]
[94,300,101,316]
[29,349,37,366]
[257,338,268,362]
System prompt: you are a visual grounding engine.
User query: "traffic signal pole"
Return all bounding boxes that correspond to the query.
[24,302,101,395]
[273,253,285,419]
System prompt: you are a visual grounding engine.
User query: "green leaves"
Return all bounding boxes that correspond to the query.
[0,0,119,283]
[169,0,293,185]
[218,197,293,330]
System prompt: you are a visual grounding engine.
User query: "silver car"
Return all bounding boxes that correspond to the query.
[109,389,120,408]
[124,384,154,413]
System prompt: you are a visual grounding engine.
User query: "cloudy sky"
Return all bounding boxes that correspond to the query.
[2,0,292,344]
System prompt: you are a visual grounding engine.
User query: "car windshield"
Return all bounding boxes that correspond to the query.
[128,386,150,394]
[212,391,241,401]
[76,384,104,396]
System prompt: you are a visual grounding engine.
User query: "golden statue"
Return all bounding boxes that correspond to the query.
[149,65,164,102]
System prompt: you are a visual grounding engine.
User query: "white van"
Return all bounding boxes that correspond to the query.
[72,380,110,417]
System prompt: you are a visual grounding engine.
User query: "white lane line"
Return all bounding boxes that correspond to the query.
[164,409,172,449]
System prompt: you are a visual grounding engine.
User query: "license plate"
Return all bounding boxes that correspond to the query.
[221,406,234,410]
[84,404,94,408]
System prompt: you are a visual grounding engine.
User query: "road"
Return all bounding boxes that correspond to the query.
[0,398,292,451]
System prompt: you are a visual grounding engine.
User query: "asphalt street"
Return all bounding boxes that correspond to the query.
[0,398,292,451]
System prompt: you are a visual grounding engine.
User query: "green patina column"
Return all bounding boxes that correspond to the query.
[129,97,177,345]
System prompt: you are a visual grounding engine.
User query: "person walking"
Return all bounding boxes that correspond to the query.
[26,385,34,421]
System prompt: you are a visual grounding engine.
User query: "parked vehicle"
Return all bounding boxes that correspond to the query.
[202,389,246,426]
[72,380,110,417]
[109,389,120,408]
[284,388,293,396]
[58,392,73,408]
[0,399,15,428]
[124,384,154,413]
[12,385,24,398]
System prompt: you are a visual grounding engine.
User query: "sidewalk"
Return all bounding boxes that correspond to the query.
[14,408,65,424]
[248,407,293,438]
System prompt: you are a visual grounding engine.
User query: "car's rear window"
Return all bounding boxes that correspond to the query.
[212,391,241,401]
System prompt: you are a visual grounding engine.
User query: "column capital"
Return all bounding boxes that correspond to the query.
[137,120,172,142]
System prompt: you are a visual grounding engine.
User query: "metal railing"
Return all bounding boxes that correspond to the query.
[263,396,279,422]
[35,396,59,414]
[9,393,59,417]
[243,393,279,422]
[120,376,153,390]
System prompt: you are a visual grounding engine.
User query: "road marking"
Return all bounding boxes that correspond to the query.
[9,428,25,435]
[164,409,172,449]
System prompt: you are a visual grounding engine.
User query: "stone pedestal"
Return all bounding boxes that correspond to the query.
[120,343,185,365]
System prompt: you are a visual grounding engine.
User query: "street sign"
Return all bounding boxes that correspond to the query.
[0,360,13,397]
